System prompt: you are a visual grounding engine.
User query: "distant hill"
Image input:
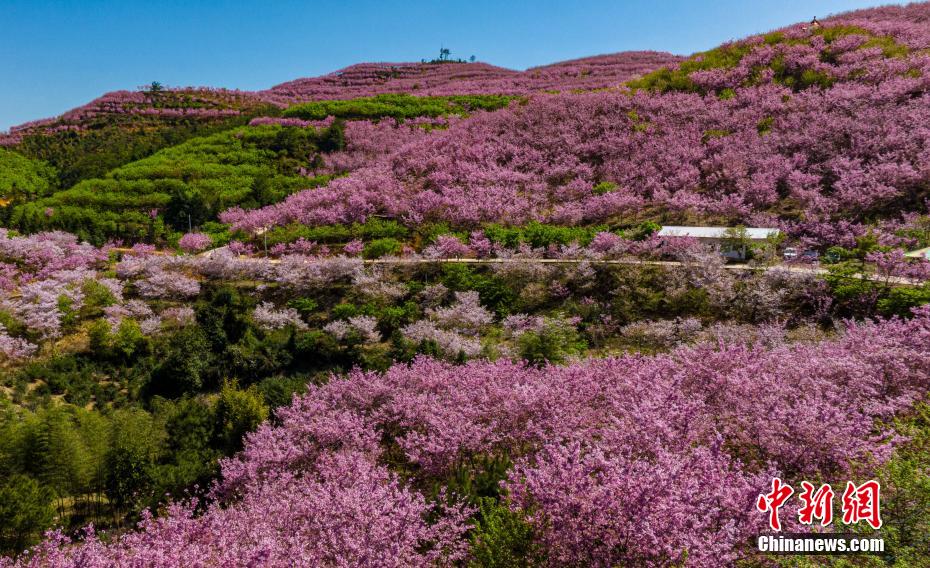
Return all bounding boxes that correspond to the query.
[262,51,683,104]
[0,51,682,143]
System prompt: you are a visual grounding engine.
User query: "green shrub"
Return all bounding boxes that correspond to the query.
[0,149,56,202]
[283,94,514,121]
[363,238,402,259]
[469,498,538,568]
[287,297,318,316]
[331,303,359,320]
[516,318,586,367]
[440,264,517,317]
[257,375,309,410]
[213,381,269,453]
[483,222,605,249]
[878,285,930,318]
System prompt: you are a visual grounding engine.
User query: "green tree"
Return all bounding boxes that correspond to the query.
[113,318,148,361]
[516,319,586,367]
[0,475,56,554]
[104,409,162,521]
[317,119,346,153]
[165,185,211,232]
[149,326,212,397]
[150,397,220,502]
[722,225,751,260]
[214,381,269,453]
[104,446,154,520]
[21,407,94,514]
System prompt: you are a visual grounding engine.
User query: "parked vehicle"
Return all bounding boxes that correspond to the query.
[823,249,842,264]
[783,247,799,261]
[799,250,820,263]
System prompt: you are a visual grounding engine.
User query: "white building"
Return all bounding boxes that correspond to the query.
[656,226,780,260]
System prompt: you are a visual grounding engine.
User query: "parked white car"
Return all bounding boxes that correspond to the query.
[783,247,799,261]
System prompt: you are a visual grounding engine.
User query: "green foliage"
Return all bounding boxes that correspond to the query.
[112,319,147,361]
[195,285,253,353]
[370,301,419,336]
[627,41,753,93]
[874,402,930,564]
[148,326,212,397]
[877,284,930,318]
[88,319,112,354]
[150,397,221,501]
[428,453,538,568]
[515,318,587,367]
[353,218,409,241]
[106,447,155,512]
[0,149,56,202]
[893,216,930,248]
[79,279,118,319]
[755,116,774,137]
[256,375,308,410]
[769,57,834,90]
[15,114,257,189]
[482,221,606,249]
[627,220,662,241]
[216,381,269,453]
[416,222,462,245]
[283,94,515,121]
[363,237,403,259]
[317,118,346,152]
[104,409,160,516]
[824,261,875,314]
[331,302,359,320]
[439,264,517,317]
[822,255,928,319]
[263,217,408,247]
[0,474,56,553]
[287,297,319,316]
[628,26,905,94]
[701,129,730,143]
[214,381,269,453]
[18,406,97,503]
[814,24,910,57]
[11,125,329,244]
[591,181,618,195]
[861,35,911,58]
[469,498,538,568]
[14,355,102,407]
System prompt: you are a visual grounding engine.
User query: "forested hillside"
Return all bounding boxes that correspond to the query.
[2,4,930,567]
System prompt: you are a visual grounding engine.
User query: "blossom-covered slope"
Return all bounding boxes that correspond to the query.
[0,88,273,147]
[261,51,683,104]
[0,51,680,145]
[4,311,930,566]
[226,3,930,248]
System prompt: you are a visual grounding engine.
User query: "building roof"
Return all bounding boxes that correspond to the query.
[656,226,780,240]
[904,246,930,259]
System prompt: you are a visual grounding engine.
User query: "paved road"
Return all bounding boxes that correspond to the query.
[212,253,921,286]
[106,246,920,286]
